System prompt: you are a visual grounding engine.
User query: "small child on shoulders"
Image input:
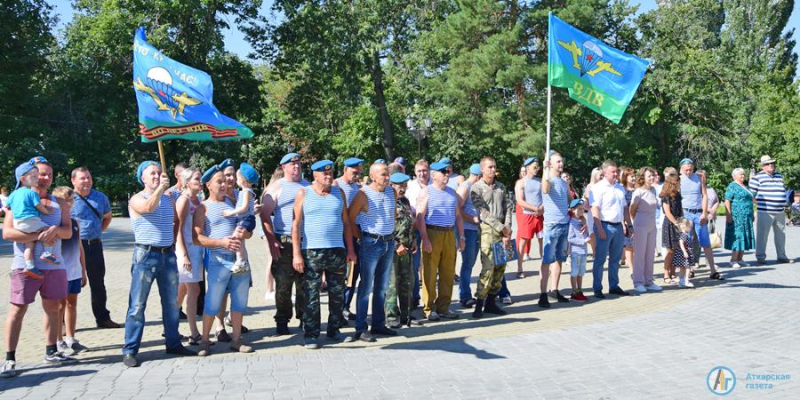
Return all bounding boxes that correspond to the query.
[222,163,260,274]
[6,163,58,279]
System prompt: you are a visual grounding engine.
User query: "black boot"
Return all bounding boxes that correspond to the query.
[472,297,485,318]
[276,323,290,336]
[483,294,507,315]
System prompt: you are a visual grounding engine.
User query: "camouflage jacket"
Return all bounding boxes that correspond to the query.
[394,197,415,247]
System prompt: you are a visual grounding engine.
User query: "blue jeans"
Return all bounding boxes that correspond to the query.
[356,235,395,332]
[497,277,511,298]
[344,240,361,311]
[683,210,711,247]
[203,250,251,316]
[458,229,480,301]
[412,231,421,302]
[592,222,624,293]
[123,247,181,355]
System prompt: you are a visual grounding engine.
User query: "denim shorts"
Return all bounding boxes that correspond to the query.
[203,250,251,316]
[570,254,587,277]
[684,210,711,248]
[542,223,570,264]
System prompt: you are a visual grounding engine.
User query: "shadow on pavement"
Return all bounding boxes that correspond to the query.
[381,336,506,359]
[0,368,96,390]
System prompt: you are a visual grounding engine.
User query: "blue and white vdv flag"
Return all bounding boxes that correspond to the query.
[132,27,253,142]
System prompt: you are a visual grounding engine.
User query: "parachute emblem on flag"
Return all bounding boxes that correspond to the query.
[133,67,201,119]
[557,39,622,78]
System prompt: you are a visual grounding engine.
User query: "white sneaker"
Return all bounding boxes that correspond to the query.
[731,262,741,269]
[523,255,532,262]
[57,340,74,356]
[738,261,750,267]
[502,296,513,305]
[645,283,663,291]
[679,280,695,288]
[0,360,16,378]
[633,284,647,293]
[264,291,275,301]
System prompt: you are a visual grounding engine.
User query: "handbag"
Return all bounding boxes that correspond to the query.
[710,231,722,249]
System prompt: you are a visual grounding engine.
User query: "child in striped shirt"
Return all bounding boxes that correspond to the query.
[223,163,260,274]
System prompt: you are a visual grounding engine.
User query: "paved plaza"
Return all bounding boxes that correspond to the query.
[0,217,798,399]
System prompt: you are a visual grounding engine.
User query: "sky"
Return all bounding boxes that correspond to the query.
[47,0,799,70]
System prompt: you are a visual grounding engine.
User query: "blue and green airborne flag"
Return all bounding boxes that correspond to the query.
[132,27,253,142]
[548,14,649,124]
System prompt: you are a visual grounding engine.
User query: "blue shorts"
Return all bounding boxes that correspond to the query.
[570,254,587,277]
[203,250,251,316]
[683,210,711,248]
[542,223,570,264]
[237,215,256,232]
[67,278,82,295]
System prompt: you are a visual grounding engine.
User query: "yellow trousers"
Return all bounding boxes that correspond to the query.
[421,227,456,316]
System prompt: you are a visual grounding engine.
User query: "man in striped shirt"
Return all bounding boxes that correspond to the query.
[750,155,794,264]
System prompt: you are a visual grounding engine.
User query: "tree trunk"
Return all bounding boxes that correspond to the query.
[371,50,394,160]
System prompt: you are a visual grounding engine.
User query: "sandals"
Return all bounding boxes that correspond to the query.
[710,272,724,280]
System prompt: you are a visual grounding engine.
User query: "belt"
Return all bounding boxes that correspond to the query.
[134,243,175,254]
[361,231,395,241]
[600,221,622,226]
[276,234,292,244]
[426,224,454,231]
[82,238,102,246]
[683,208,703,214]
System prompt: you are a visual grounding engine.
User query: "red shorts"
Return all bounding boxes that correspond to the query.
[9,269,68,305]
[517,212,543,239]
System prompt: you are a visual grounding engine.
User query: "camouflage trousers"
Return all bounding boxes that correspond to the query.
[385,251,413,322]
[273,238,305,325]
[476,224,506,300]
[301,247,347,338]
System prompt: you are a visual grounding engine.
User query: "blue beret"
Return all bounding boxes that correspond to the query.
[343,158,364,168]
[201,164,222,184]
[438,157,452,166]
[219,159,234,170]
[28,156,50,166]
[239,162,260,185]
[280,153,300,165]
[311,160,334,172]
[430,162,448,172]
[15,163,36,189]
[390,173,410,184]
[136,161,161,186]
[374,159,386,164]
[569,199,584,209]
[469,163,481,176]
[393,157,407,166]
[523,157,538,167]
[679,158,694,167]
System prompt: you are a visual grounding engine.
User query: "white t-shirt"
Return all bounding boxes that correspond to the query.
[405,179,428,211]
[589,179,628,223]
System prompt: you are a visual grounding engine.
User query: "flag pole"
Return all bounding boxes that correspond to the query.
[546,12,552,161]
[157,141,168,173]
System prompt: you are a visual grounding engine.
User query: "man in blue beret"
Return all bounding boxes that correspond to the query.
[348,162,398,341]
[416,162,465,321]
[456,163,481,308]
[290,160,357,349]
[384,171,421,328]
[334,157,364,321]
[260,153,310,335]
[123,161,196,367]
[515,157,544,279]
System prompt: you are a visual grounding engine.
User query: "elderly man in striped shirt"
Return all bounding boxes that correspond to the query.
[750,155,794,265]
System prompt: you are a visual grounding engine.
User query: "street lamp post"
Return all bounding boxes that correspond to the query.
[405,116,432,158]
